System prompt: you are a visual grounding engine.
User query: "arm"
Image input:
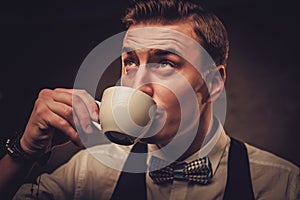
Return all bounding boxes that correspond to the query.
[0,88,99,198]
[0,155,35,198]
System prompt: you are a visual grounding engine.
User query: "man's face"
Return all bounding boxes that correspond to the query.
[121,22,210,147]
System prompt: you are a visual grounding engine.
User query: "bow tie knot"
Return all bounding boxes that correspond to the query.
[149,156,213,185]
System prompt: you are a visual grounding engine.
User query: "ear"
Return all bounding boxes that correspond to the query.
[206,65,226,103]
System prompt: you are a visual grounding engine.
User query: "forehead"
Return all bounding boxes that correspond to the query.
[122,24,204,66]
[128,22,198,40]
[123,23,199,51]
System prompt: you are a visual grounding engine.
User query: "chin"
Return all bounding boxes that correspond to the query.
[140,129,175,147]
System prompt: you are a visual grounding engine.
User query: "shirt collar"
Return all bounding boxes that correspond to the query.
[147,120,229,174]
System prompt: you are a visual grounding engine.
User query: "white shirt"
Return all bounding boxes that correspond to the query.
[14,127,299,200]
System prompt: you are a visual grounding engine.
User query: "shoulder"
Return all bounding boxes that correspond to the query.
[67,143,131,173]
[53,144,123,187]
[69,143,130,164]
[244,143,299,199]
[245,143,299,173]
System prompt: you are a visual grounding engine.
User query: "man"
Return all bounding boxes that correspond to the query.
[0,0,299,199]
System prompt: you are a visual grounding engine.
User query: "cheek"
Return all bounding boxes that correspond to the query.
[153,86,181,125]
[121,72,134,87]
[120,65,134,86]
[154,86,179,108]
[182,69,207,104]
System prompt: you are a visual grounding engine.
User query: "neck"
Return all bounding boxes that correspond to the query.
[153,103,213,162]
[178,105,213,161]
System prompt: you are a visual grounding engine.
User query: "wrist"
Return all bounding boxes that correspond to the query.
[20,136,42,156]
[6,132,51,165]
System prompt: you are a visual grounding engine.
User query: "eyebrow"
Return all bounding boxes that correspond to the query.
[122,47,182,57]
[151,48,182,57]
[122,47,134,53]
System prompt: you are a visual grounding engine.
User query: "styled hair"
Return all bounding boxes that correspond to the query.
[122,0,229,67]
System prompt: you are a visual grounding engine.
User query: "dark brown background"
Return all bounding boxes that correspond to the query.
[0,0,299,168]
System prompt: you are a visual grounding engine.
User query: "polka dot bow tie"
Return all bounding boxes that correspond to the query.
[149,156,213,185]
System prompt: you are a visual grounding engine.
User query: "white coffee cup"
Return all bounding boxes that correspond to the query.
[92,86,156,145]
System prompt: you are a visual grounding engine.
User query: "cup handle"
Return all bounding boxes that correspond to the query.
[92,121,102,131]
[92,100,102,131]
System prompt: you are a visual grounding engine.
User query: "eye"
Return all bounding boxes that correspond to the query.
[156,60,175,69]
[123,58,139,74]
[124,60,138,68]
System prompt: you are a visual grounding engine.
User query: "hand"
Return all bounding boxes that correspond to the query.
[20,88,99,156]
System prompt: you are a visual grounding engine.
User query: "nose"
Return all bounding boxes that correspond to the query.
[138,84,154,97]
[133,66,154,97]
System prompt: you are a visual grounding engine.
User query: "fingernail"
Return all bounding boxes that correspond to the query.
[93,111,98,121]
[78,140,85,148]
[86,124,93,133]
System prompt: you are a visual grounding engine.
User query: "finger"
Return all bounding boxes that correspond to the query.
[48,90,93,134]
[54,88,99,121]
[45,111,84,147]
[72,94,93,134]
[46,100,76,129]
[40,90,78,130]
[71,89,99,122]
[51,89,73,106]
[74,90,99,121]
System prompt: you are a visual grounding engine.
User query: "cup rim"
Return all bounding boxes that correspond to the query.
[103,86,156,104]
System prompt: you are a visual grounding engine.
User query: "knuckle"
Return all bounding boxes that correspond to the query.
[39,88,52,98]
[64,106,73,117]
[34,100,47,116]
[67,128,78,140]
[72,94,81,104]
[78,89,87,94]
[53,88,61,91]
[78,89,90,98]
[58,120,68,127]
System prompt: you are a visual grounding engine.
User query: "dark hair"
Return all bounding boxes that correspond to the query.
[122,0,229,67]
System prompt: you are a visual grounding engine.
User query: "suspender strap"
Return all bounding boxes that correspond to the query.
[223,137,255,200]
[111,138,254,200]
[110,142,147,200]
